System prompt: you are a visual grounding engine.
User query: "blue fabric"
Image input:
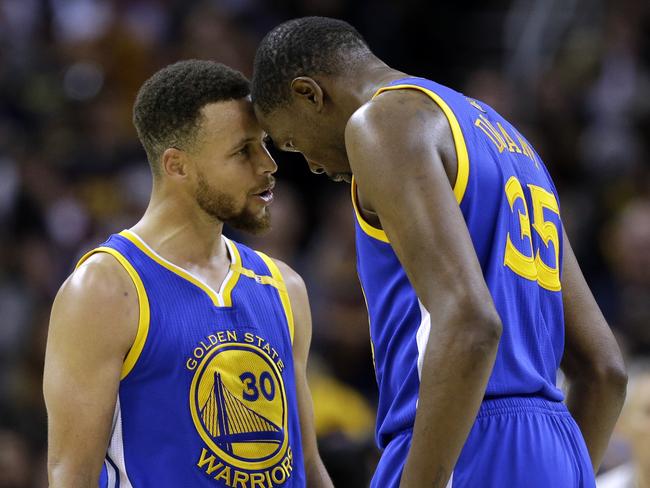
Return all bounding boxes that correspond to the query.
[372,398,595,488]
[97,233,304,487]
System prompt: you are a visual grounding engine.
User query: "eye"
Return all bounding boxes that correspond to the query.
[235,145,250,157]
[284,140,297,152]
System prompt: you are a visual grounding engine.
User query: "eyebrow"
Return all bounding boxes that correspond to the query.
[228,136,258,152]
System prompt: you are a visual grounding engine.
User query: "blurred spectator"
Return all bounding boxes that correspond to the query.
[0,428,30,488]
[597,365,650,488]
[602,198,650,355]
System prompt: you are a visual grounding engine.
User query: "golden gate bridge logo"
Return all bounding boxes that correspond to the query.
[200,371,284,455]
[189,342,289,471]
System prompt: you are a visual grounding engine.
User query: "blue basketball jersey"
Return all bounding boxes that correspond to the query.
[77,230,305,487]
[353,77,565,449]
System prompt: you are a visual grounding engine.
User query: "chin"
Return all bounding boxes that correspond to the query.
[240,224,272,236]
[328,172,353,183]
[340,173,352,183]
[226,209,272,235]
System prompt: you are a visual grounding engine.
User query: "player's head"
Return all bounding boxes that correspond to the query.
[251,17,374,183]
[133,60,276,234]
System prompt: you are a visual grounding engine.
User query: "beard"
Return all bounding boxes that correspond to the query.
[195,173,271,235]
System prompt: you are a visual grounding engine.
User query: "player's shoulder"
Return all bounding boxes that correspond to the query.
[50,251,139,352]
[67,252,133,297]
[229,239,301,281]
[270,258,306,298]
[54,251,138,322]
[266,257,311,350]
[345,86,449,150]
[235,238,306,297]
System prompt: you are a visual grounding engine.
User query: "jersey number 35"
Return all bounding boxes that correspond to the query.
[503,175,561,292]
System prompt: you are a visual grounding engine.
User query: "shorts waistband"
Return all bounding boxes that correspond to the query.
[476,396,570,419]
[381,397,569,447]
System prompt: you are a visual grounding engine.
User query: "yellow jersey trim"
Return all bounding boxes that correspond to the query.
[255,252,295,345]
[372,83,470,204]
[220,238,241,307]
[350,177,390,243]
[358,281,376,374]
[119,230,240,308]
[228,240,284,289]
[231,264,283,288]
[76,246,151,380]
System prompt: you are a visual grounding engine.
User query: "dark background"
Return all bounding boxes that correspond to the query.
[0,0,648,486]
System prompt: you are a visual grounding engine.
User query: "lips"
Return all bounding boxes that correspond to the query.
[252,179,275,195]
[252,181,275,204]
[255,189,273,203]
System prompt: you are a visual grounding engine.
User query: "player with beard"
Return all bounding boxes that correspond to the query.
[43,60,332,488]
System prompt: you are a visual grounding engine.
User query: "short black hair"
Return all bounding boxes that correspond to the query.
[251,17,371,115]
[133,60,249,176]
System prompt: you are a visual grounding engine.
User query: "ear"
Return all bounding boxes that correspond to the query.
[290,77,324,112]
[161,147,187,179]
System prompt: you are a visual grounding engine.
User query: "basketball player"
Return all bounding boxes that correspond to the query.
[43,60,332,488]
[251,17,628,488]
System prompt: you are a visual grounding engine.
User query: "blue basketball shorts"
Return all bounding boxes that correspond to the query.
[372,397,596,488]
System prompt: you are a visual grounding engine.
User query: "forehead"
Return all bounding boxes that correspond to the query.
[254,104,297,140]
[199,99,261,142]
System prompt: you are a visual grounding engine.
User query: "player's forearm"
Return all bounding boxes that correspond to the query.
[48,439,107,488]
[565,369,627,472]
[399,312,501,488]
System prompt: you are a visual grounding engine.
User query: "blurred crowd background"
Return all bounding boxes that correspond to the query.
[0,0,649,486]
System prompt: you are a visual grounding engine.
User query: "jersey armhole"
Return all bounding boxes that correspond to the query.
[372,84,470,205]
[76,247,151,380]
[350,177,390,243]
[254,251,295,345]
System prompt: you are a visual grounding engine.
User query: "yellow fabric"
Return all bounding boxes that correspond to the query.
[76,247,151,379]
[255,251,295,344]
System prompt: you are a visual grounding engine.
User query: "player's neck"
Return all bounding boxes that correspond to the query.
[131,185,226,266]
[346,61,409,108]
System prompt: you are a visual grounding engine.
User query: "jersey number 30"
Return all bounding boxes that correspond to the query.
[503,176,561,291]
[240,371,276,402]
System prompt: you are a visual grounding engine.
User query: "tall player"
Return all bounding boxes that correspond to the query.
[43,60,332,488]
[251,17,628,488]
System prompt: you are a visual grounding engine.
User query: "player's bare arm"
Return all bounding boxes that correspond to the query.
[275,260,334,488]
[560,228,627,472]
[43,253,138,487]
[345,89,502,488]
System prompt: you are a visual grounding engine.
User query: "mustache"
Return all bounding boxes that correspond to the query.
[251,176,276,194]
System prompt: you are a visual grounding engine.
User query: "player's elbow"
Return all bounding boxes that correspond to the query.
[455,304,503,354]
[569,347,628,397]
[470,313,503,354]
[591,356,628,396]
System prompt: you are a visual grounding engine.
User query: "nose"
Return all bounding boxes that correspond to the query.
[258,146,278,175]
[307,159,325,174]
